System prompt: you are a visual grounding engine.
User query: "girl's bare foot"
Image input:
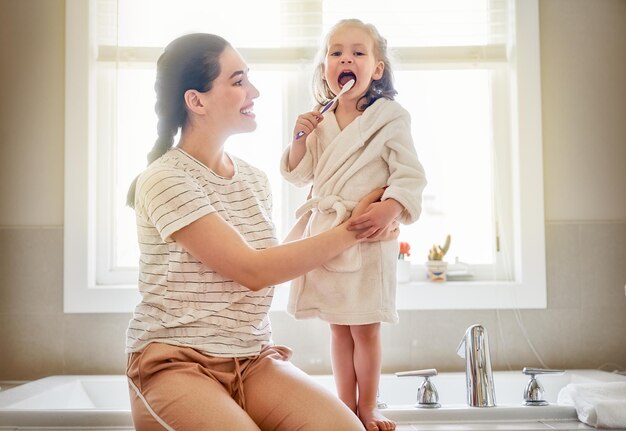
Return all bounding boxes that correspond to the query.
[359,408,396,431]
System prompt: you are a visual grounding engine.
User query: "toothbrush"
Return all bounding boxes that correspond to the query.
[295,79,355,140]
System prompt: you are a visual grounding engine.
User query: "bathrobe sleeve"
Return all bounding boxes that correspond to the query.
[280,145,313,186]
[380,110,427,225]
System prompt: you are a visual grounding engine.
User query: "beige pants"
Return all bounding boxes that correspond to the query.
[127,342,364,431]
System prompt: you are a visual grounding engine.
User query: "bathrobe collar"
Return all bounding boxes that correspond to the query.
[312,98,407,194]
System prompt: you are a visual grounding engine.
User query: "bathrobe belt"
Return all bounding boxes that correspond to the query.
[296,195,358,229]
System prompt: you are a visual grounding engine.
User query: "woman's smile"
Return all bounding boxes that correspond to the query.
[240,103,255,118]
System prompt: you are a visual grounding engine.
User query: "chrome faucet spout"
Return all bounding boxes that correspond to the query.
[457,324,496,407]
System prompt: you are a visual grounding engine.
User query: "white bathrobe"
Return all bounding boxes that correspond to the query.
[281,98,426,325]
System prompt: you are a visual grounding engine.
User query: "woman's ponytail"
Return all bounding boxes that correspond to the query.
[126,132,175,208]
[126,110,179,208]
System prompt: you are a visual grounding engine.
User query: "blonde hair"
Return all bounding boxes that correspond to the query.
[312,19,397,111]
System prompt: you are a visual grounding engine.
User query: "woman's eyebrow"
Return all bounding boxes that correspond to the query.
[229,69,247,79]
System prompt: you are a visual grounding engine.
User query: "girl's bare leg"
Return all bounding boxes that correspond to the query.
[351,323,396,431]
[330,323,358,412]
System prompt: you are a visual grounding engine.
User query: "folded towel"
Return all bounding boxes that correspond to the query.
[558,382,626,429]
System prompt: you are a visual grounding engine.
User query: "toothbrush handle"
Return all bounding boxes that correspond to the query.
[319,99,335,114]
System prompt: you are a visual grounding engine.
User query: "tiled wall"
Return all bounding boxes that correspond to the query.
[0,222,624,380]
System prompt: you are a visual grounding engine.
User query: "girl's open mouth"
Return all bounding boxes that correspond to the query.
[338,71,356,88]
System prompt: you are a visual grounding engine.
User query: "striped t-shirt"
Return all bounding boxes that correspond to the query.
[125,148,277,357]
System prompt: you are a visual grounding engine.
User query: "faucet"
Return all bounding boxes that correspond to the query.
[522,367,564,406]
[396,368,441,408]
[456,324,496,407]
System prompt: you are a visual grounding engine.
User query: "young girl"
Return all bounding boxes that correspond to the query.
[281,19,427,431]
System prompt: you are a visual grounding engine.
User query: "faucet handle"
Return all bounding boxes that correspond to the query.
[395,368,438,378]
[522,367,564,376]
[396,369,441,408]
[522,367,564,406]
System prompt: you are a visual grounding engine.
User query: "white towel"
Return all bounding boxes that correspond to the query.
[557,382,626,429]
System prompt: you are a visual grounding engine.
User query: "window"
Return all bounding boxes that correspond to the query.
[64,0,546,313]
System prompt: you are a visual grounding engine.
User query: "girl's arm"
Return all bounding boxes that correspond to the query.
[171,188,385,291]
[287,111,323,170]
[379,121,427,225]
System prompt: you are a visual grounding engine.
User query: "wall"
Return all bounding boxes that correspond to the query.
[0,0,625,381]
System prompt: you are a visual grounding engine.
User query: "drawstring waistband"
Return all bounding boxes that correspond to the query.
[230,347,290,410]
[232,357,246,410]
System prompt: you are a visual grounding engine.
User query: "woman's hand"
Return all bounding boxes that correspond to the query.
[363,220,400,242]
[351,188,384,217]
[348,199,403,238]
[349,188,385,239]
[349,188,403,241]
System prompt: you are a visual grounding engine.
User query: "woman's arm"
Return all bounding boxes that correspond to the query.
[171,188,385,291]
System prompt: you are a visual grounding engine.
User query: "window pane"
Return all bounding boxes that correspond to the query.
[113,65,158,270]
[394,70,495,265]
[95,1,512,278]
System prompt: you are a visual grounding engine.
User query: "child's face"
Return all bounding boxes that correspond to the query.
[323,25,384,101]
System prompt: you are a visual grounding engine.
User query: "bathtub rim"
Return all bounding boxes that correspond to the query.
[1,369,625,428]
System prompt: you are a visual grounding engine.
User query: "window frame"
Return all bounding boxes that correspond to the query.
[64,0,546,313]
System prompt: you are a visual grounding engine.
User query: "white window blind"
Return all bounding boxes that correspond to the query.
[96,0,509,59]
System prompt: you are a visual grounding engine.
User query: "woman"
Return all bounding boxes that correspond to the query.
[124,33,398,431]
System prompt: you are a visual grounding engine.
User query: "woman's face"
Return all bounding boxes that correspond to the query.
[323,25,384,101]
[200,46,260,135]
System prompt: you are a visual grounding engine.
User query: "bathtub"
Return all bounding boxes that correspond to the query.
[0,370,624,429]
